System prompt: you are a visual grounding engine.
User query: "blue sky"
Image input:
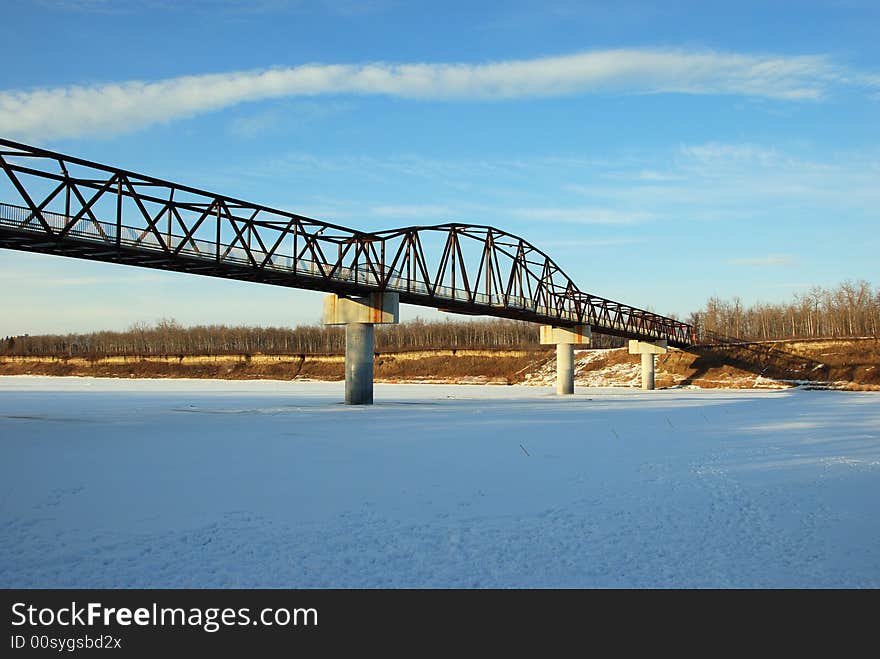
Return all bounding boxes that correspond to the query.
[1,0,878,335]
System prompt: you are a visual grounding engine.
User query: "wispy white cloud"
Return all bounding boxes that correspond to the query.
[366,204,651,225]
[634,169,684,182]
[539,237,646,248]
[759,282,815,290]
[33,0,388,15]
[262,193,654,230]
[510,207,652,224]
[728,254,795,267]
[369,205,454,219]
[567,141,880,216]
[679,142,782,166]
[850,72,880,88]
[227,100,351,137]
[1,48,867,140]
[228,110,285,138]
[301,198,648,226]
[210,142,880,235]
[0,269,167,287]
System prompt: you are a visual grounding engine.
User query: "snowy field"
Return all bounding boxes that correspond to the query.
[1,376,879,588]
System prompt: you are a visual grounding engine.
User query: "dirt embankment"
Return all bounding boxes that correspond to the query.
[566,337,879,391]
[0,349,552,385]
[1,338,877,389]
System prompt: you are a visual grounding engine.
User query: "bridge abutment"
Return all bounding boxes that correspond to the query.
[628,340,668,390]
[323,293,399,405]
[540,325,591,395]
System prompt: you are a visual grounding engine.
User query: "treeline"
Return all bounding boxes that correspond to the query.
[692,280,879,341]
[3,318,601,358]
[5,280,875,357]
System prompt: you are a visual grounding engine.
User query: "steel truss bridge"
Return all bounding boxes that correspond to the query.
[0,138,696,347]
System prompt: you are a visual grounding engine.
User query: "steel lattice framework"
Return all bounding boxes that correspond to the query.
[0,138,695,346]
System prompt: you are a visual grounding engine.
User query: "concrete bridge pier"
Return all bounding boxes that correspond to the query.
[540,325,591,395]
[323,292,399,404]
[628,340,668,390]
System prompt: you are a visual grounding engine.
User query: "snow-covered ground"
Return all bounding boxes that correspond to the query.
[1,376,879,588]
[526,348,644,388]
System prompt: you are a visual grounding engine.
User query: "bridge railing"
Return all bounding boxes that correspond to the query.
[0,202,572,315]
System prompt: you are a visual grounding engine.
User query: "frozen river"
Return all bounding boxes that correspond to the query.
[1,376,879,588]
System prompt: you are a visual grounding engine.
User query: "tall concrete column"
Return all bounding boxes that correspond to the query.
[345,323,375,405]
[540,325,591,395]
[324,292,399,405]
[640,352,655,391]
[556,343,574,395]
[628,340,668,390]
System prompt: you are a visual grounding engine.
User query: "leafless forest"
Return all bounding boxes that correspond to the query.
[3,281,877,357]
[693,280,879,340]
[1,318,557,357]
